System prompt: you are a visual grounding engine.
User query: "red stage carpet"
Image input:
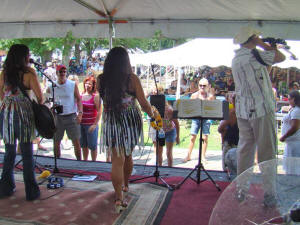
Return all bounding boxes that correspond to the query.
[151,177,229,225]
[0,170,171,225]
[0,168,229,225]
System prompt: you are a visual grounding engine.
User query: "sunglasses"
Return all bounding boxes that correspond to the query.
[199,84,207,88]
[59,70,67,74]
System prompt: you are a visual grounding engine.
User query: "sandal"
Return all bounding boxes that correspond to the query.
[122,185,129,193]
[115,199,128,213]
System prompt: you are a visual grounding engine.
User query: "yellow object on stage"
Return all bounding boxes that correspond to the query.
[150,106,163,130]
[38,170,51,179]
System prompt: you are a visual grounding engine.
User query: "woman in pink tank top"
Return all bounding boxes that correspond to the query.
[80,76,102,161]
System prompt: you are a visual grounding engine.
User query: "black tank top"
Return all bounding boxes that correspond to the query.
[224,123,239,146]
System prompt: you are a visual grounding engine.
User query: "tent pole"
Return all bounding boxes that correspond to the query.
[173,65,175,80]
[147,65,150,92]
[165,66,168,90]
[159,65,162,85]
[108,16,114,49]
[176,66,181,100]
[287,68,290,91]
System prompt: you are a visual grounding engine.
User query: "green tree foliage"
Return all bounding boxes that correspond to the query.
[80,38,109,59]
[0,38,55,64]
[0,30,187,63]
[113,31,187,52]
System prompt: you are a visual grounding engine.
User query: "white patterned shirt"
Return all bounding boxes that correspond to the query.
[232,47,276,119]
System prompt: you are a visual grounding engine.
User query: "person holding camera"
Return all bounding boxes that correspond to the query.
[232,26,285,206]
[47,64,83,160]
[0,44,43,201]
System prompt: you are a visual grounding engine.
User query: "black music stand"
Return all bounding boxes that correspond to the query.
[130,94,174,191]
[174,101,229,191]
[129,128,173,191]
[130,65,174,191]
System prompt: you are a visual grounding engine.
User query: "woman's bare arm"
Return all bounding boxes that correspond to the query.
[0,71,4,100]
[280,119,300,142]
[27,68,44,104]
[132,74,154,118]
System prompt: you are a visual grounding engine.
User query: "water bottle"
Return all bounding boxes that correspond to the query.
[158,129,165,146]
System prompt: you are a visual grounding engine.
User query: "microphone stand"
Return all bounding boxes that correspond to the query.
[130,64,173,191]
[32,64,73,175]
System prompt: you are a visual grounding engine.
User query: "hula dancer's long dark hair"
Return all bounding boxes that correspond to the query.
[3,44,30,94]
[98,47,132,114]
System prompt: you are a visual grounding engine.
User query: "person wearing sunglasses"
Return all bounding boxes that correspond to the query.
[183,78,215,164]
[47,64,83,160]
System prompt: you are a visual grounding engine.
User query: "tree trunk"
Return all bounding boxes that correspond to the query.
[74,43,81,65]
[62,38,76,69]
[85,40,93,59]
[41,50,53,65]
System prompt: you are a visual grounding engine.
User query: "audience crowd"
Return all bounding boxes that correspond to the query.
[0,54,299,168]
[144,65,300,101]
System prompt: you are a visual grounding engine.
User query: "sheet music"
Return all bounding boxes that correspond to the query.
[175,99,223,118]
[201,100,223,118]
[176,99,203,118]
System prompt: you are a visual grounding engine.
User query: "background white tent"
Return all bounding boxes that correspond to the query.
[130,38,300,68]
[130,39,238,67]
[1,0,300,40]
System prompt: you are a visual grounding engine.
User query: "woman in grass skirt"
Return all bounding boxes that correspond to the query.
[97,47,154,213]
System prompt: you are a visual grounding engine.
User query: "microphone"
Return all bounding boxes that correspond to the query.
[29,58,43,67]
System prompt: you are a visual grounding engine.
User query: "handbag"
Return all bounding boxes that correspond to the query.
[18,85,56,139]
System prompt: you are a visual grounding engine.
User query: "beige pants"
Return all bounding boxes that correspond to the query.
[237,112,277,193]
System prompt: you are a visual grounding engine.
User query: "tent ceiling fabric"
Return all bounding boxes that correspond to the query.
[1,0,300,39]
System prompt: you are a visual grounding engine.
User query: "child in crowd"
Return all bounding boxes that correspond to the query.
[149,85,180,167]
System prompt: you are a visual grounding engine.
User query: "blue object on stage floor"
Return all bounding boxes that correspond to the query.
[47,177,64,189]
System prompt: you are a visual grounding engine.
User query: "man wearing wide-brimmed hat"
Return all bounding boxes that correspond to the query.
[232,26,286,206]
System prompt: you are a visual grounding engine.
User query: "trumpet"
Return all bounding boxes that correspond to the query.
[262,37,298,60]
[282,45,298,60]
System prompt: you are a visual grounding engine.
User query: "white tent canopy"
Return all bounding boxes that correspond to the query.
[129,38,300,68]
[1,0,300,39]
[130,39,238,67]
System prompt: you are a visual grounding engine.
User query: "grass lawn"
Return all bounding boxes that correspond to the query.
[48,78,285,154]
[142,120,222,150]
[142,119,285,154]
